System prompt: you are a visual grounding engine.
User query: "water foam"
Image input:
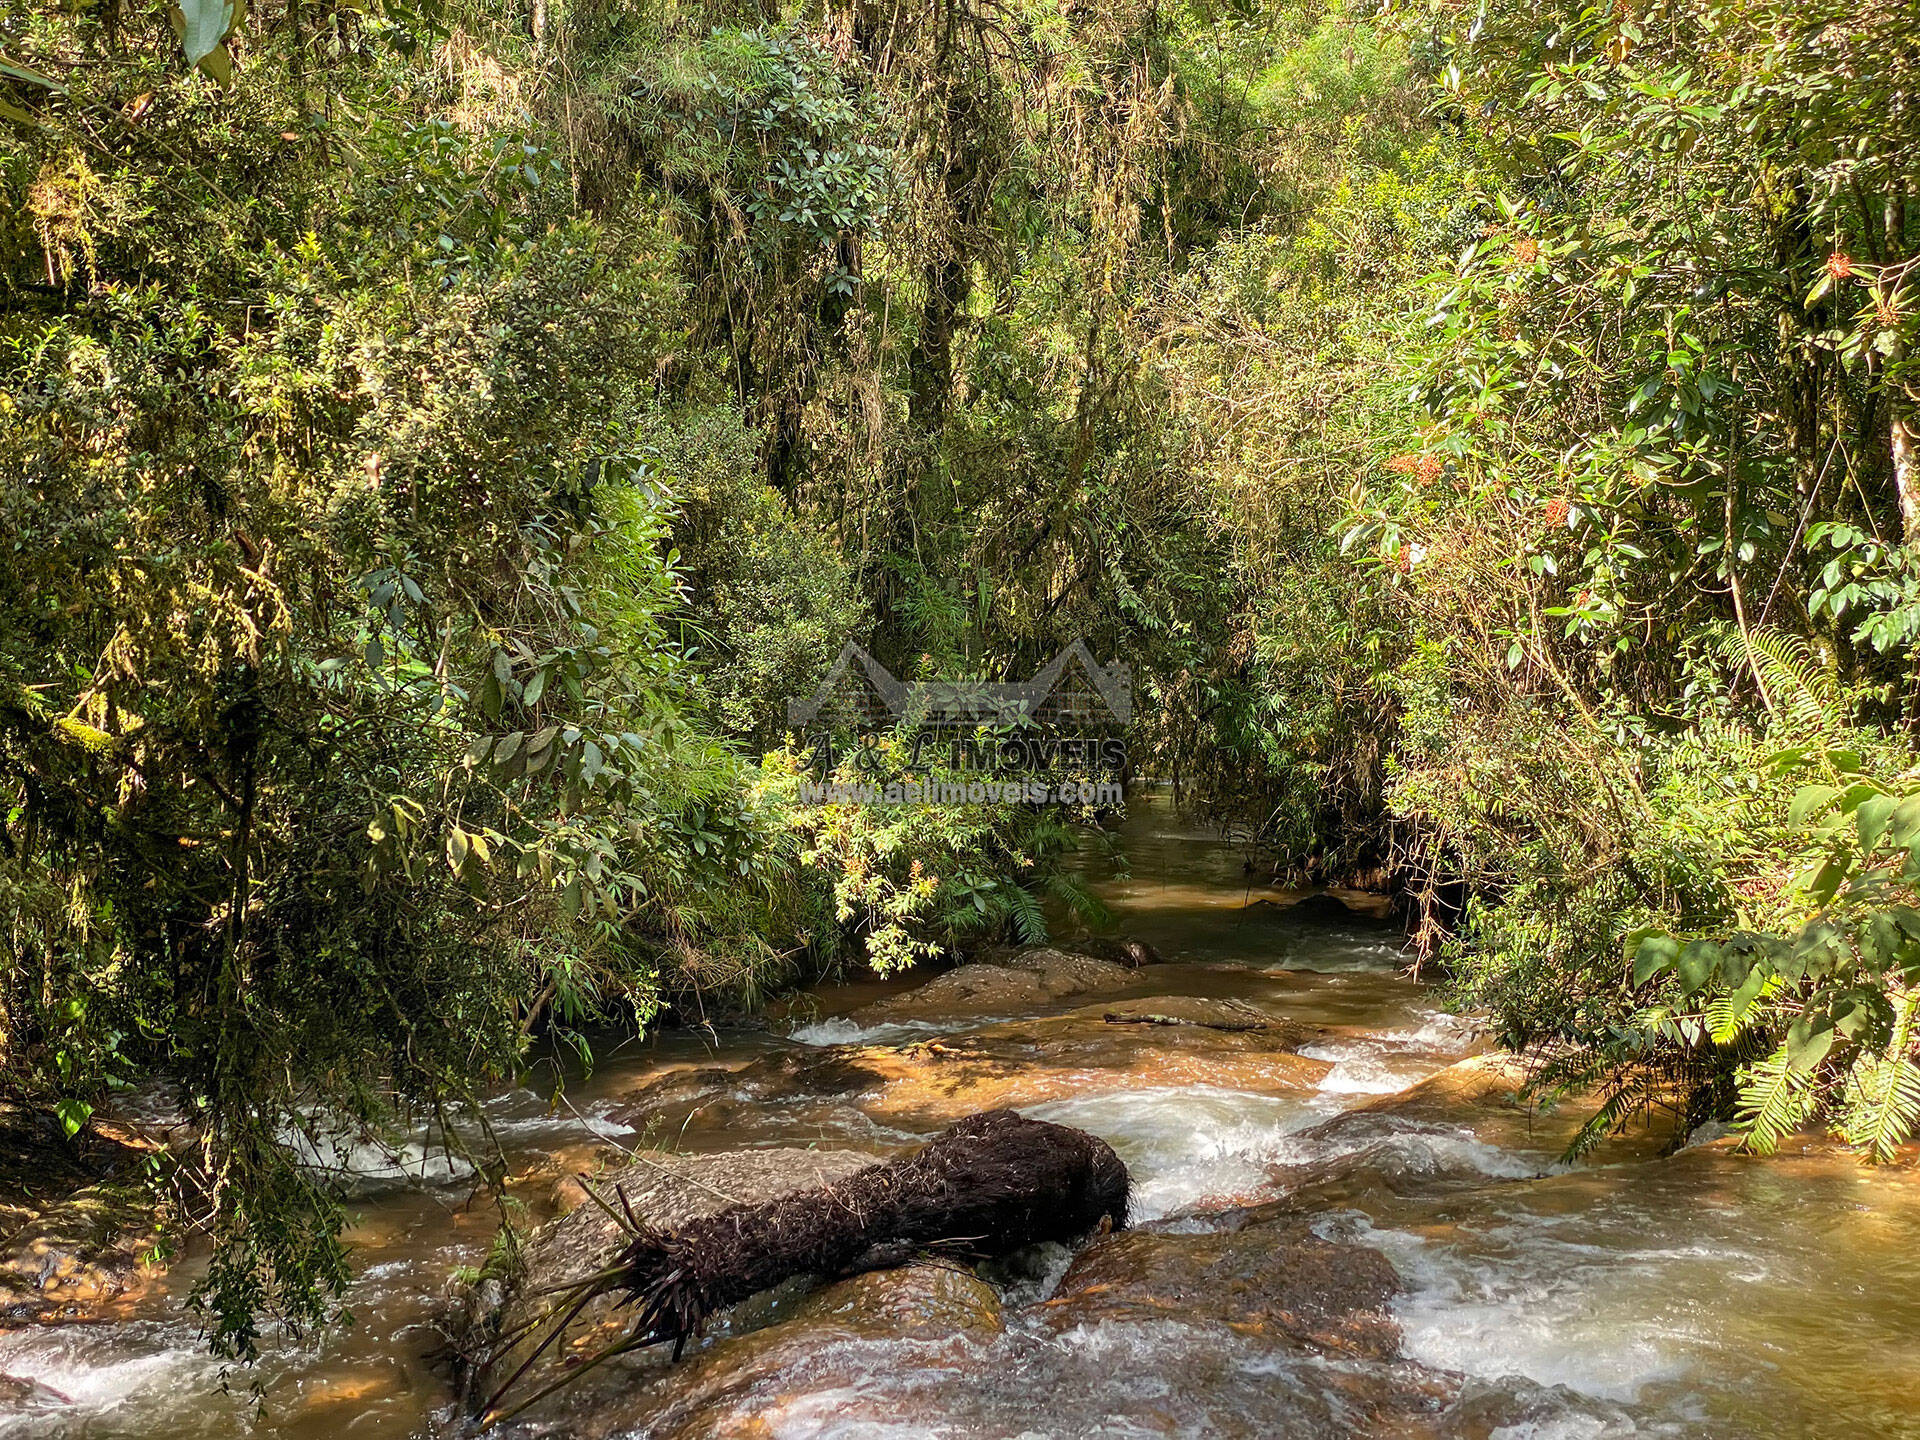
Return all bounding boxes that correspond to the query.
[784,1016,993,1047]
[0,1321,228,1430]
[1023,1086,1321,1220]
[1320,1212,1720,1405]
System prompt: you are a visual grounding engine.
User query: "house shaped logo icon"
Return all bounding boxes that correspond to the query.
[787,640,1131,730]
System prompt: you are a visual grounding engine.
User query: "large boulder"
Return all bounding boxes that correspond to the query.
[840,946,1137,1028]
[506,1262,1004,1439]
[1037,1208,1401,1360]
[469,1132,1080,1436]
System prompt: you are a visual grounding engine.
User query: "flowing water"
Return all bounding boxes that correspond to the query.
[6,790,1920,1436]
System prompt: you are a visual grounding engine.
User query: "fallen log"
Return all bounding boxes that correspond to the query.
[481,1109,1129,1424]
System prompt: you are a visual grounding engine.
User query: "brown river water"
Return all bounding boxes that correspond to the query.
[6,790,1920,1436]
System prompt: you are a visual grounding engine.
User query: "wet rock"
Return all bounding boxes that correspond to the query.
[1253,890,1380,924]
[624,1001,1332,1136]
[1039,1212,1402,1360]
[1338,1051,1667,1161]
[1260,1052,1676,1209]
[1072,936,1164,968]
[0,1181,161,1324]
[0,1370,72,1408]
[468,1147,875,1416]
[1095,995,1292,1032]
[598,1058,914,1153]
[511,1262,1002,1438]
[783,1257,1003,1336]
[843,946,1136,1028]
[0,1104,161,1325]
[1349,1051,1533,1122]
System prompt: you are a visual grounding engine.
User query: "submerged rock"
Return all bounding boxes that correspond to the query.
[0,1105,161,1326]
[0,1369,72,1409]
[0,1181,161,1325]
[520,1263,1003,1439]
[1306,1051,1670,1165]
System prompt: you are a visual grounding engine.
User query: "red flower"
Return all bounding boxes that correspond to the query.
[1387,453,1444,485]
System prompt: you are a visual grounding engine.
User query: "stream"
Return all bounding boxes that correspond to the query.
[5,790,1920,1437]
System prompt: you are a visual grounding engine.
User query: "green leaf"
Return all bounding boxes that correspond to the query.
[1891,796,1920,850]
[1631,932,1678,985]
[0,55,68,91]
[1764,745,1812,775]
[1863,911,1904,971]
[1714,964,1769,1040]
[1805,856,1847,906]
[522,667,548,707]
[446,826,469,873]
[170,0,246,80]
[54,1097,93,1138]
[1789,784,1840,825]
[1786,1017,1836,1072]
[1858,793,1898,850]
[1677,940,1720,994]
[1835,999,1875,1040]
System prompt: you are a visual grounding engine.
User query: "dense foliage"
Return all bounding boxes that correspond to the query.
[4,0,1918,1366]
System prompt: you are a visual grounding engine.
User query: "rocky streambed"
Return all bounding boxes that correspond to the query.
[6,796,1920,1437]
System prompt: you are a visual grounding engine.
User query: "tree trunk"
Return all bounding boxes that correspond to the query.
[1895,400,1920,543]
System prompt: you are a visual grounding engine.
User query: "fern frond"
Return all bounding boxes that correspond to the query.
[1706,974,1779,1045]
[1713,625,1841,736]
[1836,996,1920,1162]
[1006,885,1047,945]
[1734,1045,1819,1154]
[1562,1068,1660,1160]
